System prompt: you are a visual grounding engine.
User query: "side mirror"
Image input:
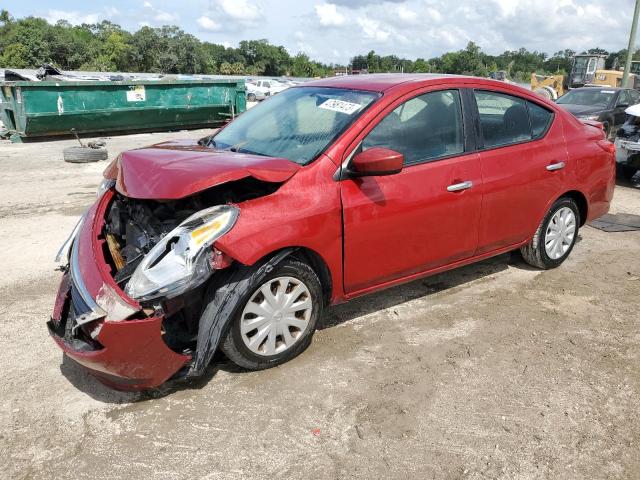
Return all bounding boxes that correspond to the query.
[349,147,403,177]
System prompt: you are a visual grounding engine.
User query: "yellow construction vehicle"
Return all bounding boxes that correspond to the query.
[531,73,565,100]
[531,54,609,100]
[591,70,636,88]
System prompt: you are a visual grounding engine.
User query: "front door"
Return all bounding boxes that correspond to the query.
[341,89,482,293]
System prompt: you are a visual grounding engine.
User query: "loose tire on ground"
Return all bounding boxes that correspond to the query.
[63,146,108,163]
[200,256,323,371]
[520,197,580,270]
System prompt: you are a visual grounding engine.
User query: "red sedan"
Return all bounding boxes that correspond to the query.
[49,74,615,390]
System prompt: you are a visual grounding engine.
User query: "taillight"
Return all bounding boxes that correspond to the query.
[596,140,616,155]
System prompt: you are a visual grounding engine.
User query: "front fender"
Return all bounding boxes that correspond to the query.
[214,154,345,302]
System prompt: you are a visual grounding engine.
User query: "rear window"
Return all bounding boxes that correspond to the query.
[528,102,554,138]
[474,91,554,148]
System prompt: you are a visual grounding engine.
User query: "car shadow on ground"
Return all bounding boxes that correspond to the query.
[59,246,574,402]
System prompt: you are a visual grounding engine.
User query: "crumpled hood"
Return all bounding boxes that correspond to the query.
[104,139,301,200]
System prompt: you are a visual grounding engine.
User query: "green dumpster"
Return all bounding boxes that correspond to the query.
[0,78,246,142]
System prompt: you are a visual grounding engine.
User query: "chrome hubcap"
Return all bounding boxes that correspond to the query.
[240,276,312,356]
[545,207,576,260]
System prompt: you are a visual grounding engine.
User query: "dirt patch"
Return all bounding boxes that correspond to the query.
[1,131,639,480]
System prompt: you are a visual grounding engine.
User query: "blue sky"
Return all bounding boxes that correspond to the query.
[7,0,639,63]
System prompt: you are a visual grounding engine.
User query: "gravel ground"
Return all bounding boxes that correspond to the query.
[0,130,639,480]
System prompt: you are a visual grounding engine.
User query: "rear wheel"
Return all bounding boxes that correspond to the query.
[247,93,256,102]
[520,197,580,269]
[221,258,323,370]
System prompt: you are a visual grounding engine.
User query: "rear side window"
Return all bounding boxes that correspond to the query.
[474,91,553,148]
[475,91,530,148]
[363,89,464,165]
[528,102,554,138]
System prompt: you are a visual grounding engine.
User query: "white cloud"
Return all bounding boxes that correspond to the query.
[396,5,418,24]
[141,1,179,25]
[154,11,178,22]
[315,3,346,27]
[45,9,104,25]
[197,0,262,32]
[357,17,390,42]
[197,16,221,31]
[218,0,260,21]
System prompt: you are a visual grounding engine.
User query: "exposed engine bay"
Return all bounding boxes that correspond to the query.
[101,177,282,357]
[103,177,279,292]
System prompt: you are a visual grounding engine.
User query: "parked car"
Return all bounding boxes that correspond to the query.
[615,103,640,180]
[245,81,267,102]
[49,75,615,390]
[244,79,289,101]
[555,86,640,138]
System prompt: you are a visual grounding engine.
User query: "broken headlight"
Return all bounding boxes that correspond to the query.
[125,205,239,301]
[97,179,115,198]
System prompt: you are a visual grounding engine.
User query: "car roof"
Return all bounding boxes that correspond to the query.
[302,73,473,92]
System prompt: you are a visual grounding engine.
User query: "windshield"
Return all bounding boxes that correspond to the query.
[556,89,615,108]
[213,87,380,164]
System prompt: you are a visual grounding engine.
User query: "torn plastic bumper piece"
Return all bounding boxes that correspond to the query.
[48,270,190,390]
[48,191,190,390]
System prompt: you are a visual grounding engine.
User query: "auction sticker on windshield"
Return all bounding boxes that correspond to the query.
[319,99,362,115]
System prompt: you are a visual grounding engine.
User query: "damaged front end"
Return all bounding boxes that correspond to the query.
[49,157,290,390]
[615,116,640,174]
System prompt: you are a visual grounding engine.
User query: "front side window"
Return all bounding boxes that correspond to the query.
[475,91,531,148]
[362,89,464,165]
[213,87,379,164]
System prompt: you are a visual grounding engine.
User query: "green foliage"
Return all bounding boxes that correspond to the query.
[0,9,634,81]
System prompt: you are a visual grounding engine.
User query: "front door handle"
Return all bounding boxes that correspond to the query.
[447,181,473,192]
[546,161,566,171]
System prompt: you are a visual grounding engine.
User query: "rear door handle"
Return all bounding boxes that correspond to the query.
[447,181,473,192]
[546,161,566,171]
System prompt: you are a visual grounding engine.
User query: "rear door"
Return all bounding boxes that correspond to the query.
[341,88,482,293]
[472,89,567,255]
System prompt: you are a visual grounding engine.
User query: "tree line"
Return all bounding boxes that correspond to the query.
[1,10,638,80]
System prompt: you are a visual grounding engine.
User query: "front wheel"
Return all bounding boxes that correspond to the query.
[520,197,580,269]
[220,258,323,370]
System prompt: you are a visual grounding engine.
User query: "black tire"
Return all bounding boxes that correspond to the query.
[520,197,580,270]
[247,93,257,102]
[63,146,108,163]
[620,164,639,180]
[217,257,323,370]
